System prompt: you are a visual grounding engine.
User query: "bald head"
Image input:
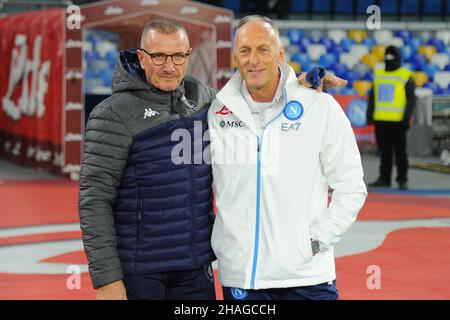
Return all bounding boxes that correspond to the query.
[234,15,282,52]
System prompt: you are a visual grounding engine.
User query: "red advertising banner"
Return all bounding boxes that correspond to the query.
[0,9,64,174]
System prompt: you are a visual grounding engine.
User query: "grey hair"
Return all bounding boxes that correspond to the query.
[235,15,282,47]
[140,19,189,47]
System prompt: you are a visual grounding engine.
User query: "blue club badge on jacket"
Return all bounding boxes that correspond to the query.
[283,100,304,121]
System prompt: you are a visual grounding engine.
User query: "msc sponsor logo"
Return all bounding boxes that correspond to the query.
[141,0,159,6]
[214,15,232,24]
[220,120,244,128]
[180,6,199,15]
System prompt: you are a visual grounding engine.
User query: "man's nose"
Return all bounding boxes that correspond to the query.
[248,49,260,65]
[162,58,176,71]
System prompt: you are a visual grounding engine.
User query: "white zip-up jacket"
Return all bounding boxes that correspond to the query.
[208,64,367,290]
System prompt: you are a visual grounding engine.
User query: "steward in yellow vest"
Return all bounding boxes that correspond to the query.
[366,45,416,190]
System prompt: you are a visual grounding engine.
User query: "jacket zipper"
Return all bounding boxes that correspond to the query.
[249,94,287,289]
[184,116,198,266]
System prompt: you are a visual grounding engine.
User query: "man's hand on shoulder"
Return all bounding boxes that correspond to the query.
[298,69,347,92]
[96,280,127,300]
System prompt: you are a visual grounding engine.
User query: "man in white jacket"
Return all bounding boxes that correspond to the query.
[208,16,368,300]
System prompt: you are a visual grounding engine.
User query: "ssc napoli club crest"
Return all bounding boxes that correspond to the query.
[283,100,304,121]
[231,288,248,300]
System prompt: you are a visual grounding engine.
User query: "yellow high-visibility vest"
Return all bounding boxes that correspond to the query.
[373,67,412,122]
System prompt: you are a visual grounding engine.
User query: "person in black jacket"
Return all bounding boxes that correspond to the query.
[366,45,416,190]
[78,18,347,300]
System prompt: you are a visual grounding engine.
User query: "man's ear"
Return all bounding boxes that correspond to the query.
[136,50,145,69]
[278,47,285,64]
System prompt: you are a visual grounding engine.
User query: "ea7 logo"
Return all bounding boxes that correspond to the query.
[281,122,301,132]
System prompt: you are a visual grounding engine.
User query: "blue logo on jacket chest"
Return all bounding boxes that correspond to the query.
[283,100,304,121]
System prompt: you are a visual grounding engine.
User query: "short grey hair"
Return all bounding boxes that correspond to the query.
[235,15,282,47]
[140,19,189,47]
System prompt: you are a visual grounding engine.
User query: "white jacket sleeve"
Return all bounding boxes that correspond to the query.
[310,94,368,248]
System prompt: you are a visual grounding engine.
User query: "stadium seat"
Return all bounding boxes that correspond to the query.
[291,53,310,66]
[340,38,356,52]
[428,38,446,53]
[348,30,368,43]
[344,70,360,86]
[287,30,304,45]
[418,31,433,43]
[418,45,437,61]
[97,41,117,58]
[409,54,428,70]
[362,53,381,69]
[445,64,450,71]
[341,87,358,95]
[340,52,360,69]
[328,29,347,45]
[361,38,377,50]
[364,71,374,81]
[404,63,415,71]
[423,63,440,80]
[401,46,413,61]
[434,71,450,89]
[318,53,337,69]
[371,45,387,60]
[332,63,349,78]
[374,30,393,44]
[353,80,372,96]
[374,62,386,71]
[286,44,300,55]
[431,53,450,70]
[412,71,429,87]
[423,81,440,94]
[307,44,327,61]
[105,51,117,68]
[354,63,370,77]
[310,30,325,43]
[395,30,413,42]
[350,44,369,61]
[318,37,334,51]
[436,30,450,45]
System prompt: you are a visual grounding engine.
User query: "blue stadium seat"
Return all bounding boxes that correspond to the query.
[428,38,446,52]
[287,30,305,45]
[401,46,413,61]
[318,37,334,51]
[332,63,349,78]
[362,38,377,50]
[330,44,345,56]
[318,53,338,69]
[223,0,240,11]
[364,71,374,81]
[99,69,113,87]
[423,64,440,80]
[395,30,412,42]
[344,70,359,86]
[424,81,440,94]
[291,53,311,66]
[445,64,450,71]
[340,38,356,52]
[400,0,420,14]
[404,63,415,71]
[292,0,308,13]
[409,54,428,70]
[312,0,331,14]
